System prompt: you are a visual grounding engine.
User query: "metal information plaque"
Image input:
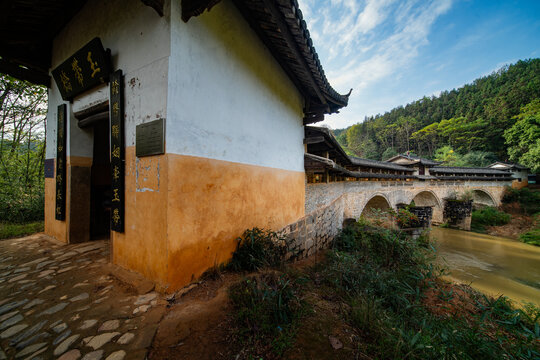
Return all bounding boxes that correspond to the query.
[136,119,165,157]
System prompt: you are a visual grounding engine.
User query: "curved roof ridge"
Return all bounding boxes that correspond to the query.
[287,0,351,109]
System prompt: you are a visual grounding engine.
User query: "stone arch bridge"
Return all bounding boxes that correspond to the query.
[306,180,506,224]
[279,179,510,259]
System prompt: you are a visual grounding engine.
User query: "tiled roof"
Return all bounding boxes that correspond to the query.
[304,126,414,172]
[350,157,414,172]
[229,0,350,123]
[487,162,529,171]
[430,167,510,175]
[386,154,441,166]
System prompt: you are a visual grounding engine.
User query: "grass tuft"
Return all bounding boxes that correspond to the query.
[228,228,289,272]
[0,221,44,240]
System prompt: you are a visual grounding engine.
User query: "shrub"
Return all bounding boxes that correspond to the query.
[0,191,44,223]
[502,187,540,215]
[519,228,540,246]
[322,225,540,359]
[0,221,44,239]
[472,207,511,227]
[396,207,421,228]
[459,189,474,201]
[229,228,288,271]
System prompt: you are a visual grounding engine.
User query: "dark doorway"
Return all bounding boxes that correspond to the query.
[90,119,111,239]
[419,165,425,175]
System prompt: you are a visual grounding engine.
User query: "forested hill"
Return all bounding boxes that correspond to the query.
[334,58,540,172]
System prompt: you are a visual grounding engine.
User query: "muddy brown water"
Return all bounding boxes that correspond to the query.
[432,227,540,306]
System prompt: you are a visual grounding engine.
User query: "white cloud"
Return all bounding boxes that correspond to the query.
[297,0,453,128]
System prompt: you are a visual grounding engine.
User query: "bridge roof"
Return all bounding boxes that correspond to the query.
[430,166,510,175]
[349,157,414,172]
[304,154,415,179]
[304,126,414,172]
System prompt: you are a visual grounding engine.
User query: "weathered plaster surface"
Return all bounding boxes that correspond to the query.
[167,0,305,172]
[165,153,305,290]
[45,0,172,244]
[112,147,169,286]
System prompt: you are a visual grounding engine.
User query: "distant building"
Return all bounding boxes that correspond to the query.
[385,153,441,178]
[487,162,530,189]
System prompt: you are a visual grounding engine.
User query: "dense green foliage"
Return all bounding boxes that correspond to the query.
[502,187,540,215]
[504,99,540,173]
[228,223,540,358]
[229,228,289,271]
[519,227,540,247]
[0,74,47,223]
[334,59,540,166]
[320,224,540,359]
[471,207,511,233]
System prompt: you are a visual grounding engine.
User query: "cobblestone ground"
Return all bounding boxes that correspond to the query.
[0,234,166,360]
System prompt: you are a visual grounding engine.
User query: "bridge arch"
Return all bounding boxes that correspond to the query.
[472,189,497,208]
[410,190,441,208]
[411,190,443,224]
[360,193,392,220]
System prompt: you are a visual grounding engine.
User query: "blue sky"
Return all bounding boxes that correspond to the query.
[297,0,540,129]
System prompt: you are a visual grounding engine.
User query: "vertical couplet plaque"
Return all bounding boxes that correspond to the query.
[109,70,125,232]
[55,104,67,220]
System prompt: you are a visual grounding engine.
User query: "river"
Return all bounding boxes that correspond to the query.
[431,227,540,306]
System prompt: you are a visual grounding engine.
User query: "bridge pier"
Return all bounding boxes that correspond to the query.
[443,199,473,230]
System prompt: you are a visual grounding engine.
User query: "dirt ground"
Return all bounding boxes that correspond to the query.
[485,202,538,239]
[148,254,358,360]
[149,273,239,360]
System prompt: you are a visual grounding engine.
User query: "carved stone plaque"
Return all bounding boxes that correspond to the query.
[136,119,165,157]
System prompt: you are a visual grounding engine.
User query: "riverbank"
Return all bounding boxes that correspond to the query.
[149,225,539,359]
[471,187,540,245]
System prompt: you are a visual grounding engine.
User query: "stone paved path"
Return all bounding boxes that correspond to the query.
[0,234,166,360]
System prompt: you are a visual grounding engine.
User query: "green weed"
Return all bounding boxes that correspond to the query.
[318,225,540,359]
[228,272,304,357]
[519,228,540,246]
[0,221,44,240]
[229,228,289,271]
[472,207,511,229]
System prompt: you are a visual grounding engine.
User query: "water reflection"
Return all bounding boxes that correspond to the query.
[431,227,540,306]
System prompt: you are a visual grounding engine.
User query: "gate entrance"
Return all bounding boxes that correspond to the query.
[90,118,111,239]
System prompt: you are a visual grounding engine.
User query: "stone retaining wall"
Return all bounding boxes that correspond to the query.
[278,196,345,260]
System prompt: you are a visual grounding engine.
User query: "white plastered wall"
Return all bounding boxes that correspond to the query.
[166,0,305,172]
[45,0,172,159]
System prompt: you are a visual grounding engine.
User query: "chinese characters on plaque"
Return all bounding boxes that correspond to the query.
[55,104,67,220]
[52,38,112,101]
[110,70,125,232]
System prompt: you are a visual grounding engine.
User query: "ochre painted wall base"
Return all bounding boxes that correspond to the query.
[112,148,305,292]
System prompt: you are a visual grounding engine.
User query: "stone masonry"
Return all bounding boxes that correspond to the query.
[279,196,344,260]
[0,234,166,360]
[277,179,510,260]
